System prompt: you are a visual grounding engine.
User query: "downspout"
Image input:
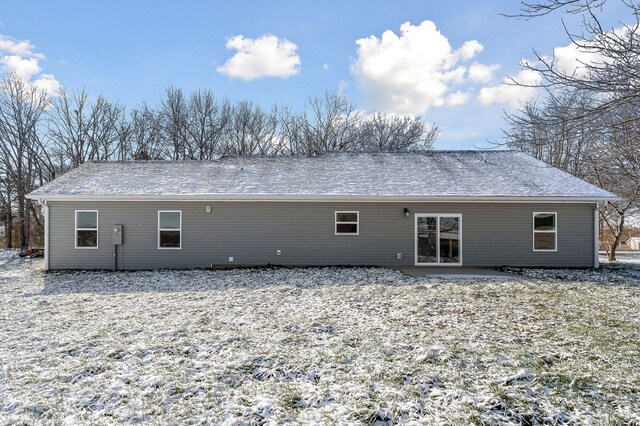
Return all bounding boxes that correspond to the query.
[594,200,607,269]
[42,199,49,271]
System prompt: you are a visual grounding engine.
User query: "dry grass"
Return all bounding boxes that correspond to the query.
[1,254,639,424]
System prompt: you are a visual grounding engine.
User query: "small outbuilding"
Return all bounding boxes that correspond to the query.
[626,237,640,250]
[26,151,618,270]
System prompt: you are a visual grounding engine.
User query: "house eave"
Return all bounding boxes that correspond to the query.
[25,193,621,203]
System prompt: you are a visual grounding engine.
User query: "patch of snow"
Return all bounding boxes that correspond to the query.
[503,253,640,284]
[0,249,29,269]
[500,369,533,386]
[1,260,639,424]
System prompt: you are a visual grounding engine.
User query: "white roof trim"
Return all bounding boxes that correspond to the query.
[26,193,619,203]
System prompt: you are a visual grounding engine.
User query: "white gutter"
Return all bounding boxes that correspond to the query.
[25,194,621,203]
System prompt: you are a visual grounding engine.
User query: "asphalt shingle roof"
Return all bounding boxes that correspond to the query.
[27,151,618,200]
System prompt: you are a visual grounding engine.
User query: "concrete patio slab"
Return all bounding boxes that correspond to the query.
[394,266,519,279]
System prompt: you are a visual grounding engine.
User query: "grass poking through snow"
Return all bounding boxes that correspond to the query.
[1,253,639,424]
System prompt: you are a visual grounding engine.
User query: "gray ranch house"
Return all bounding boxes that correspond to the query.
[26,151,618,271]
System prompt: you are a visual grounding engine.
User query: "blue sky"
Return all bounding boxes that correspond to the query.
[0,0,627,149]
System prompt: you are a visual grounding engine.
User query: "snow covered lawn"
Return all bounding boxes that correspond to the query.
[1,256,639,424]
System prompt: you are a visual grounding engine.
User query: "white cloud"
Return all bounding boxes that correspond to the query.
[323,63,330,71]
[552,41,607,77]
[0,34,38,57]
[217,34,301,80]
[457,40,483,61]
[477,69,541,108]
[468,63,500,83]
[351,20,492,114]
[337,80,349,95]
[0,32,61,95]
[443,66,466,84]
[475,36,610,109]
[1,55,40,80]
[446,91,470,107]
[546,27,631,78]
[33,73,62,95]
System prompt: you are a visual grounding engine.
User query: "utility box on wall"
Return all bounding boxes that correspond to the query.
[112,225,123,245]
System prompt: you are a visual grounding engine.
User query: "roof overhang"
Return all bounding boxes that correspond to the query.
[26,193,621,203]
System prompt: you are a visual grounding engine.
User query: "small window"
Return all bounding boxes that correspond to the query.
[158,211,181,249]
[75,210,98,248]
[533,212,557,251]
[335,211,359,235]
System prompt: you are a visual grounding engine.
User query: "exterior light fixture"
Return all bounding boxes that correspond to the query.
[404,208,411,218]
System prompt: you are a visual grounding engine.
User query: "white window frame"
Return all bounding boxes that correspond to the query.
[75,210,99,249]
[335,211,359,235]
[533,212,557,252]
[158,210,182,250]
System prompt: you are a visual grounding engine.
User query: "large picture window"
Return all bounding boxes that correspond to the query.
[335,211,359,235]
[75,210,98,248]
[158,211,181,249]
[533,212,557,251]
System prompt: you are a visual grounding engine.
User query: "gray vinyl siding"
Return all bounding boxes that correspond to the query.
[47,201,596,270]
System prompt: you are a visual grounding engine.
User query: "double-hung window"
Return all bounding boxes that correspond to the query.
[533,212,557,251]
[335,211,359,235]
[75,210,98,248]
[158,211,182,249]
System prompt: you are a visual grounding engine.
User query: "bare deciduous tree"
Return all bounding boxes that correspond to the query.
[304,93,364,154]
[159,87,190,160]
[362,111,439,152]
[502,0,640,260]
[506,0,608,18]
[275,105,308,155]
[590,102,640,260]
[185,90,231,160]
[503,88,640,260]
[0,74,49,248]
[129,105,165,160]
[503,90,594,178]
[507,0,640,125]
[222,101,280,156]
[0,83,439,248]
[48,89,125,169]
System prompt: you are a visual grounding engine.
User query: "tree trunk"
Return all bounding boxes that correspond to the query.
[5,197,13,249]
[24,199,30,248]
[608,213,625,262]
[17,191,26,249]
[608,242,617,262]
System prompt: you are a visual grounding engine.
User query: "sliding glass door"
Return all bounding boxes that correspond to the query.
[416,214,461,265]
